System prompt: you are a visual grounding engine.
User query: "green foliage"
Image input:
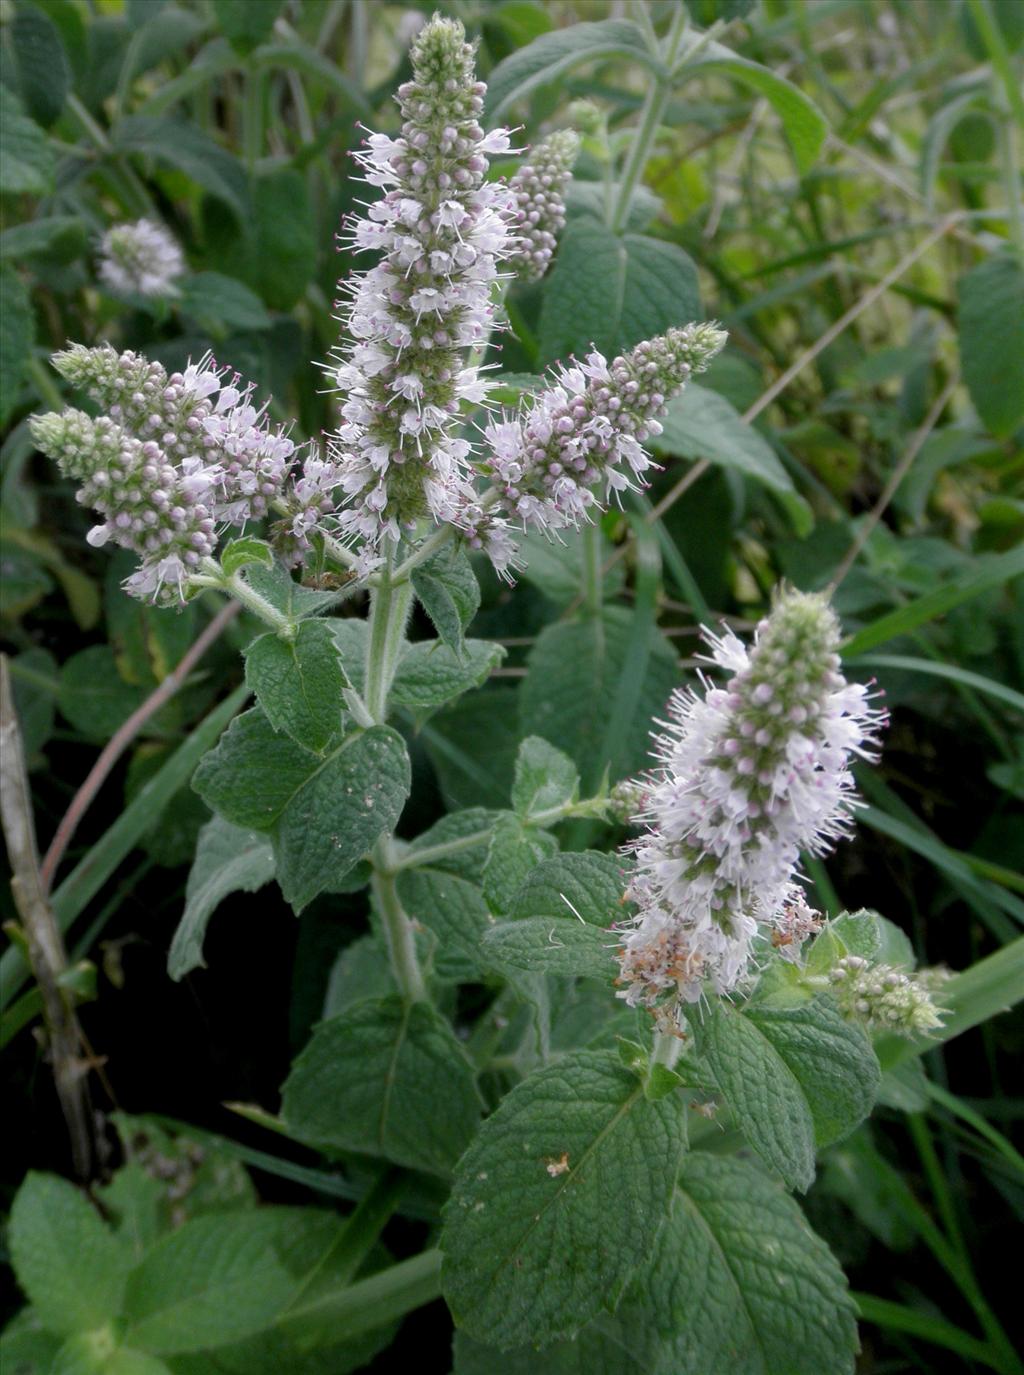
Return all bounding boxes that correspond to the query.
[441,1049,686,1348]
[3,3,1023,1373]
[282,996,482,1175]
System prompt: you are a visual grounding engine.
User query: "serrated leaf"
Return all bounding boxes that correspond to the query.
[677,39,828,173]
[482,813,558,916]
[220,536,274,578]
[453,1316,662,1375]
[323,934,396,1017]
[705,1002,816,1191]
[655,383,811,532]
[397,867,493,982]
[411,545,480,658]
[58,646,147,743]
[638,1152,857,1374]
[282,995,481,1175]
[511,736,579,820]
[169,816,275,980]
[483,913,614,980]
[706,998,879,1190]
[485,18,656,120]
[441,1048,686,1348]
[244,619,346,753]
[520,607,678,787]
[404,807,499,881]
[485,850,623,980]
[9,1173,133,1337]
[0,86,55,196]
[390,639,504,710]
[958,250,1024,438]
[744,1000,880,1147]
[193,710,410,910]
[538,223,700,366]
[122,1212,299,1353]
[192,706,321,831]
[271,726,410,911]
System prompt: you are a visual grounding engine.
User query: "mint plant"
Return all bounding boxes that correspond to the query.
[3,6,1022,1375]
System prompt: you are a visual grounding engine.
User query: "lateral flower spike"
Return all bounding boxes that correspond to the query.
[508,129,581,283]
[614,586,887,1025]
[327,12,519,578]
[829,956,946,1035]
[472,321,727,574]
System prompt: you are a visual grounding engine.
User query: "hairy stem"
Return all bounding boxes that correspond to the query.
[364,555,414,724]
[371,847,426,1004]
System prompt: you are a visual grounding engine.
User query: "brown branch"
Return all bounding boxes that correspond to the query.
[830,372,960,590]
[40,600,240,894]
[1,657,94,1177]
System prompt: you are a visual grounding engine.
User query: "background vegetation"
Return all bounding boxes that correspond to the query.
[1,1,1022,1371]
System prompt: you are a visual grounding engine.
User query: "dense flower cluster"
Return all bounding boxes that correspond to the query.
[475,323,726,563]
[507,130,580,282]
[615,589,886,1019]
[31,344,302,601]
[829,955,945,1034]
[98,219,184,299]
[328,14,518,576]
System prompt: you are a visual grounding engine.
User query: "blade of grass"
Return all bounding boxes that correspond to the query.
[841,545,1024,657]
[853,1295,1003,1371]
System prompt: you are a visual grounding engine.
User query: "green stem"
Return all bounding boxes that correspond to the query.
[243,65,264,173]
[608,6,688,234]
[966,0,1024,129]
[66,93,154,218]
[651,1031,683,1069]
[371,846,426,1004]
[193,562,294,637]
[364,555,414,724]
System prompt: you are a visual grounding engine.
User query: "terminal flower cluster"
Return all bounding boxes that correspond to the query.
[328,15,518,576]
[615,589,886,1019]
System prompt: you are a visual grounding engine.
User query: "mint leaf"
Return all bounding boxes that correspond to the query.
[511,851,628,925]
[958,250,1024,438]
[745,999,879,1147]
[704,1002,816,1192]
[656,384,805,508]
[0,87,54,195]
[9,1173,132,1337]
[194,713,410,912]
[705,998,879,1190]
[220,537,274,578]
[481,813,558,916]
[511,736,579,820]
[441,1049,686,1348]
[324,935,396,1017]
[454,1315,662,1375]
[282,996,482,1175]
[482,847,624,981]
[390,639,504,710]
[123,1213,300,1354]
[397,868,493,982]
[168,816,275,980]
[244,619,347,754]
[640,1153,857,1374]
[273,726,410,911]
[411,545,480,659]
[539,223,700,366]
[192,707,319,831]
[404,807,500,881]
